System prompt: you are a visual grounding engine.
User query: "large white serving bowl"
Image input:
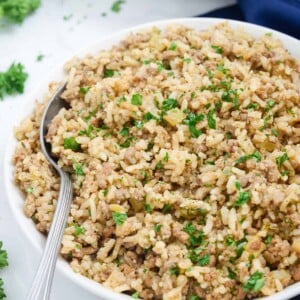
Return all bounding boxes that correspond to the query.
[4,17,300,300]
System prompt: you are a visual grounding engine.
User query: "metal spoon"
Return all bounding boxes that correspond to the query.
[27,83,73,300]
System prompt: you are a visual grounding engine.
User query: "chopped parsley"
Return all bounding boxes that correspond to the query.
[188,296,200,300]
[235,150,262,164]
[111,0,125,13]
[134,120,144,129]
[104,69,116,78]
[221,89,239,109]
[0,63,28,100]
[162,203,172,214]
[234,191,251,207]
[246,103,259,110]
[271,128,279,137]
[63,137,81,151]
[211,45,223,54]
[0,0,41,23]
[161,98,178,111]
[183,222,204,248]
[79,86,90,95]
[275,152,289,167]
[74,224,86,236]
[243,271,265,292]
[154,224,162,233]
[36,54,44,62]
[264,235,273,244]
[0,242,8,269]
[27,186,34,193]
[119,127,129,137]
[236,238,247,257]
[155,160,163,170]
[169,41,177,51]
[183,58,192,63]
[143,59,151,65]
[132,291,139,299]
[63,14,73,21]
[0,278,6,300]
[73,161,85,176]
[119,137,134,148]
[207,109,216,129]
[144,203,152,213]
[163,152,169,162]
[131,93,142,106]
[183,112,204,138]
[228,267,237,279]
[197,253,210,266]
[265,99,276,111]
[216,63,229,74]
[234,181,241,191]
[117,96,127,105]
[169,264,180,275]
[112,212,127,225]
[79,124,94,137]
[143,112,157,121]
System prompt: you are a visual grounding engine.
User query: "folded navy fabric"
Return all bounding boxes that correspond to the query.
[200,0,300,39]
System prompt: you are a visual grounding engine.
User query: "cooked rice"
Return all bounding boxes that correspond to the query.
[13,22,300,299]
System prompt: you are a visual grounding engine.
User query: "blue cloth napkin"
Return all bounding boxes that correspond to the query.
[199,0,300,39]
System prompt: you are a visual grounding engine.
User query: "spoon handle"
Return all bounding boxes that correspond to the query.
[26,172,73,300]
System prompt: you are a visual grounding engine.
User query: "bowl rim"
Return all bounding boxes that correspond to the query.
[3,17,300,299]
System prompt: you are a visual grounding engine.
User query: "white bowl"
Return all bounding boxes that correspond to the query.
[4,18,300,300]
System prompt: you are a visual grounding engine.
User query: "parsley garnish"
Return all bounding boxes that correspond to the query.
[169,41,177,50]
[154,224,162,233]
[0,242,8,269]
[74,224,86,236]
[134,120,144,129]
[156,160,163,170]
[234,191,251,207]
[73,161,85,176]
[63,137,81,151]
[246,103,259,110]
[207,109,216,129]
[265,99,276,111]
[243,271,265,292]
[36,54,44,62]
[183,222,204,247]
[79,124,94,137]
[104,69,115,78]
[119,127,129,137]
[131,93,142,106]
[264,235,273,244]
[183,58,192,63]
[0,278,6,300]
[228,267,237,279]
[188,296,200,300]
[162,203,172,214]
[111,0,125,13]
[0,63,28,100]
[27,186,34,193]
[144,203,152,213]
[112,212,127,225]
[143,112,157,121]
[132,291,139,299]
[169,264,180,275]
[161,98,178,111]
[235,150,262,164]
[79,86,90,95]
[275,152,289,167]
[119,137,134,148]
[211,45,223,54]
[183,112,204,138]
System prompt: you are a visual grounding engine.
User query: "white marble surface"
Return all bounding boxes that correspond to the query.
[0,1,235,299]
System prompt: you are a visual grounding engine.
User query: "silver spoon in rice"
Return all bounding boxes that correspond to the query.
[27,82,73,300]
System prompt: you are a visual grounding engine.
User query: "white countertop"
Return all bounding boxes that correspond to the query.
[0,1,235,299]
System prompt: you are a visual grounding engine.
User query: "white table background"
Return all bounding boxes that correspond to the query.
[0,1,235,299]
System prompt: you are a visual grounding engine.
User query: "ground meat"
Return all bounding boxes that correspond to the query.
[263,236,291,265]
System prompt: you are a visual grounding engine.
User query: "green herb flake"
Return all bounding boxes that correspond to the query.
[79,124,94,137]
[0,277,6,299]
[162,203,172,214]
[236,238,247,257]
[271,128,279,137]
[235,150,262,164]
[144,203,152,213]
[234,191,251,207]
[27,186,34,193]
[154,224,162,233]
[156,160,163,170]
[188,295,200,300]
[169,41,177,51]
[112,212,127,225]
[275,152,289,167]
[63,14,73,21]
[102,188,109,196]
[169,264,180,276]
[104,69,115,78]
[134,120,144,129]
[131,93,142,106]
[64,137,81,151]
[119,127,129,137]
[132,291,139,299]
[36,54,44,62]
[0,241,8,269]
[163,152,169,162]
[143,112,157,122]
[216,64,229,74]
[183,222,204,248]
[183,112,204,138]
[0,63,28,100]
[111,0,125,13]
[225,132,232,139]
[246,103,259,110]
[243,271,265,292]
[74,224,86,236]
[211,45,223,54]
[265,99,276,111]
[120,137,133,148]
[183,58,192,63]
[225,235,236,247]
[144,59,151,65]
[287,108,295,116]
[207,109,216,129]
[228,267,237,279]
[73,161,85,176]
[235,181,241,191]
[79,86,90,95]
[117,96,127,105]
[264,235,273,244]
[161,98,178,111]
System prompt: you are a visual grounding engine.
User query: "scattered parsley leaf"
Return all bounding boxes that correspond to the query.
[36,54,44,62]
[207,109,216,129]
[161,98,178,111]
[0,63,28,100]
[131,93,142,106]
[132,291,139,299]
[63,137,81,151]
[111,0,125,13]
[169,41,177,51]
[79,86,90,95]
[0,242,8,269]
[264,235,273,244]
[234,191,251,207]
[243,271,265,292]
[154,224,162,233]
[74,224,86,236]
[119,127,129,137]
[211,45,223,54]
[275,152,289,167]
[162,203,172,214]
[104,69,115,78]
[73,161,85,176]
[144,203,152,213]
[112,212,127,225]
[169,264,180,275]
